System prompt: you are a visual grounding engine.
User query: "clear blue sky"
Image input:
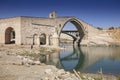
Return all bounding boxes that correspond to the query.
[0,0,120,28]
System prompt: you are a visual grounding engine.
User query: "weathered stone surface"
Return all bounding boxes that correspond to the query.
[1,12,119,47]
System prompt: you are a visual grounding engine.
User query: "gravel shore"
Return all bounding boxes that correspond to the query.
[0,45,118,80]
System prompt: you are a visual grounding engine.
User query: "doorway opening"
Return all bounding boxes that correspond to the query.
[5,27,15,44]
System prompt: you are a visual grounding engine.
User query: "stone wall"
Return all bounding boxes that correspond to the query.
[20,17,55,45]
[0,17,21,44]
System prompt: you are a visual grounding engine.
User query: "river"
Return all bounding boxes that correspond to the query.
[40,43,120,75]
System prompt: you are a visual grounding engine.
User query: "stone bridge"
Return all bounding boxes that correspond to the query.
[61,30,78,39]
[0,12,119,47]
[62,30,82,46]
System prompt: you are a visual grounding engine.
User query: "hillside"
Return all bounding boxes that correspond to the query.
[105,29,120,44]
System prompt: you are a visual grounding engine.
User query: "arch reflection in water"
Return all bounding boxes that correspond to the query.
[60,46,120,75]
[39,44,120,75]
[59,45,85,71]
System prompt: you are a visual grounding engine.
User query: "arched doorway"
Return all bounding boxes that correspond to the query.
[5,27,15,44]
[59,18,85,46]
[40,33,46,45]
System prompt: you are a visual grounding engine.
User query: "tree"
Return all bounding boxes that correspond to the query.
[97,27,103,30]
[109,27,114,30]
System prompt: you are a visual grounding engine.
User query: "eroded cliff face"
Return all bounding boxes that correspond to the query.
[84,29,120,46]
[105,29,120,45]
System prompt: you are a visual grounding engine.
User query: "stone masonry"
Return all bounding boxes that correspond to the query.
[0,12,119,46]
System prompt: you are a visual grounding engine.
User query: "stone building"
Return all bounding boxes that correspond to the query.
[0,12,59,46]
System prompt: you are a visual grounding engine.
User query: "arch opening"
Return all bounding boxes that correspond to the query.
[5,27,15,44]
[59,19,85,46]
[60,22,75,44]
[40,33,46,45]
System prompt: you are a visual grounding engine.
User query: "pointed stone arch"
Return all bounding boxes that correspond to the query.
[40,33,46,45]
[58,18,85,37]
[57,18,85,46]
[5,27,15,44]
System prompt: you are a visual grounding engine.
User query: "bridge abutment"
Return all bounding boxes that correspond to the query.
[73,36,80,47]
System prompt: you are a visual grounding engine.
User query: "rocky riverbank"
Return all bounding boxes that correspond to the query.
[0,44,119,80]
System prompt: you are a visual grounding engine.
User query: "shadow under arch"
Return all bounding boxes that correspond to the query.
[59,46,85,71]
[5,27,15,44]
[59,18,85,46]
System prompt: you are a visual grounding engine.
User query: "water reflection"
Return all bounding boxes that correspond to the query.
[60,45,85,71]
[39,44,120,75]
